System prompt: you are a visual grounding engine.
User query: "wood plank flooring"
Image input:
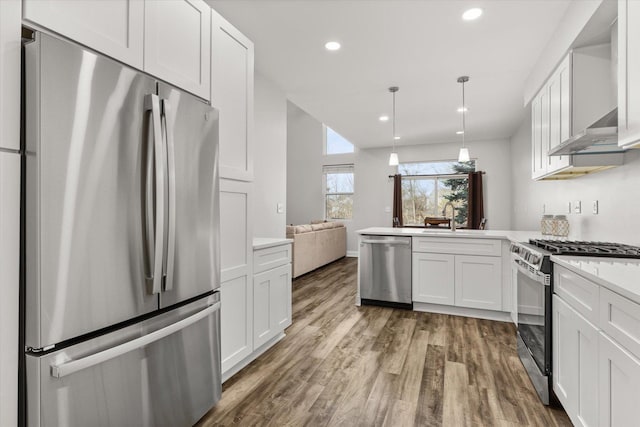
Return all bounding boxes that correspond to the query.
[197,257,571,427]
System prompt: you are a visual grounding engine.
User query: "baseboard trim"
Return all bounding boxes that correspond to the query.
[222,332,286,383]
[346,251,358,258]
[413,302,511,322]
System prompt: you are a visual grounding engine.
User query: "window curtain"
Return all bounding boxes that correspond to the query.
[467,171,484,229]
[392,174,403,227]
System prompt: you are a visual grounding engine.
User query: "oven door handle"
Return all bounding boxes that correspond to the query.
[514,258,550,286]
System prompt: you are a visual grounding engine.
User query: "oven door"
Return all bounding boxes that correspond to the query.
[515,258,551,375]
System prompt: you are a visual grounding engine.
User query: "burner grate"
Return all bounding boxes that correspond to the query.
[528,239,640,259]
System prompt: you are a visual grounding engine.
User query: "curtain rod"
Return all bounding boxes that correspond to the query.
[388,171,485,178]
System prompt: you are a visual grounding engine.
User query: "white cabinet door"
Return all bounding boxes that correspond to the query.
[253,264,292,349]
[211,10,254,181]
[531,93,546,179]
[599,332,640,427]
[412,253,454,305]
[511,255,518,324]
[23,0,144,68]
[553,295,599,427]
[220,275,252,373]
[618,0,640,148]
[220,179,253,373]
[548,55,571,173]
[144,0,211,100]
[454,255,502,311]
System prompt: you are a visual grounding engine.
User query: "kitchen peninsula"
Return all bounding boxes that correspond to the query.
[356,227,541,322]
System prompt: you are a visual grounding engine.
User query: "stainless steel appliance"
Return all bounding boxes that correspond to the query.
[511,239,640,406]
[22,32,221,426]
[359,235,412,309]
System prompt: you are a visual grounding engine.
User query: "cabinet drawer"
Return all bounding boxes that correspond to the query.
[412,237,501,257]
[600,287,640,358]
[253,244,291,274]
[554,265,600,325]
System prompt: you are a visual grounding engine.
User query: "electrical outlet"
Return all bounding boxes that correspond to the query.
[385,206,391,213]
[593,200,599,215]
[277,203,284,214]
[574,200,582,214]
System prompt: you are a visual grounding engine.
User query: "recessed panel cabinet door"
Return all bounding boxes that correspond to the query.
[412,253,454,305]
[253,264,291,349]
[145,0,211,100]
[23,0,144,68]
[454,255,502,311]
[618,0,640,148]
[211,10,254,181]
[553,295,599,427]
[599,332,640,427]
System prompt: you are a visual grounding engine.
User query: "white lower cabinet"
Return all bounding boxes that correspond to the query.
[412,239,502,311]
[253,263,292,349]
[454,255,502,310]
[412,253,454,305]
[599,332,640,427]
[552,295,599,427]
[553,263,640,427]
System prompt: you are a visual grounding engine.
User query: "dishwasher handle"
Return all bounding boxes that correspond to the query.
[360,239,411,246]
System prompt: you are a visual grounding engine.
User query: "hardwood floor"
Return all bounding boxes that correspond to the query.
[198,257,571,427]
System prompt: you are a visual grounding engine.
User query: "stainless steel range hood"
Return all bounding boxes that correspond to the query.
[548,108,623,155]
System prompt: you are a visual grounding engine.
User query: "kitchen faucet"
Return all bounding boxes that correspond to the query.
[442,202,456,232]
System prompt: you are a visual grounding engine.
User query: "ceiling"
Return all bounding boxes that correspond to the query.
[209,0,572,149]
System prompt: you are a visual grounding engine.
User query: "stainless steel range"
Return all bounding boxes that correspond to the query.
[510,239,640,405]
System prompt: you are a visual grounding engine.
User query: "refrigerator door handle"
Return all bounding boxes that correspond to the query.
[161,99,177,292]
[50,301,221,379]
[144,94,165,295]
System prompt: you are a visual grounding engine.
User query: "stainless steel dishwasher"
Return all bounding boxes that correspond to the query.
[359,235,412,309]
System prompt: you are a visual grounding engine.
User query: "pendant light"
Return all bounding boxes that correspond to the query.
[457,76,470,162]
[388,86,400,166]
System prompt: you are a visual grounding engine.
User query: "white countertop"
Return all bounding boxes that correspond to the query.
[552,255,640,305]
[253,237,293,250]
[356,227,542,242]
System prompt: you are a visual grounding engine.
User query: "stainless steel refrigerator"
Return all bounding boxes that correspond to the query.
[22,32,221,426]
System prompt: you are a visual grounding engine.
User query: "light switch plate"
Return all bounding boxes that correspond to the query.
[593,200,599,215]
[574,200,582,214]
[567,202,572,214]
[385,206,391,213]
[277,203,284,214]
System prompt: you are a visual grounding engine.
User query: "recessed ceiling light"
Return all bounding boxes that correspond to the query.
[325,41,341,51]
[457,107,468,113]
[456,131,465,135]
[462,8,483,21]
[394,136,401,140]
[379,115,389,122]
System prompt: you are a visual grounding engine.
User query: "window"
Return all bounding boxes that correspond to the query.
[399,160,475,227]
[325,126,354,154]
[323,164,354,219]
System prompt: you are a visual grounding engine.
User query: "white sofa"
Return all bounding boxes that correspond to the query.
[286,221,347,278]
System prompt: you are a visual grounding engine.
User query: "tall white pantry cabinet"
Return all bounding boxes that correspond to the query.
[210,10,256,377]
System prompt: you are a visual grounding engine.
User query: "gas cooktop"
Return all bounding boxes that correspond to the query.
[529,239,640,259]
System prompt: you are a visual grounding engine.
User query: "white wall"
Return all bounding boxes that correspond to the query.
[510,107,640,245]
[253,72,288,238]
[287,101,513,255]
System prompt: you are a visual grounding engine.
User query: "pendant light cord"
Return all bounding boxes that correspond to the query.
[461,80,466,149]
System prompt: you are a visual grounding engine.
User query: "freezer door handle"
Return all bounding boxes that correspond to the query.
[161,98,177,292]
[50,302,221,379]
[144,94,165,295]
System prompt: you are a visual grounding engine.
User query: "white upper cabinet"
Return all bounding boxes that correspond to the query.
[531,45,620,180]
[618,0,640,148]
[23,0,211,100]
[211,10,254,181]
[23,0,144,69]
[144,0,211,99]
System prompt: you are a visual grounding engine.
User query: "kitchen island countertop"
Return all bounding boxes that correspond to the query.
[356,227,542,243]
